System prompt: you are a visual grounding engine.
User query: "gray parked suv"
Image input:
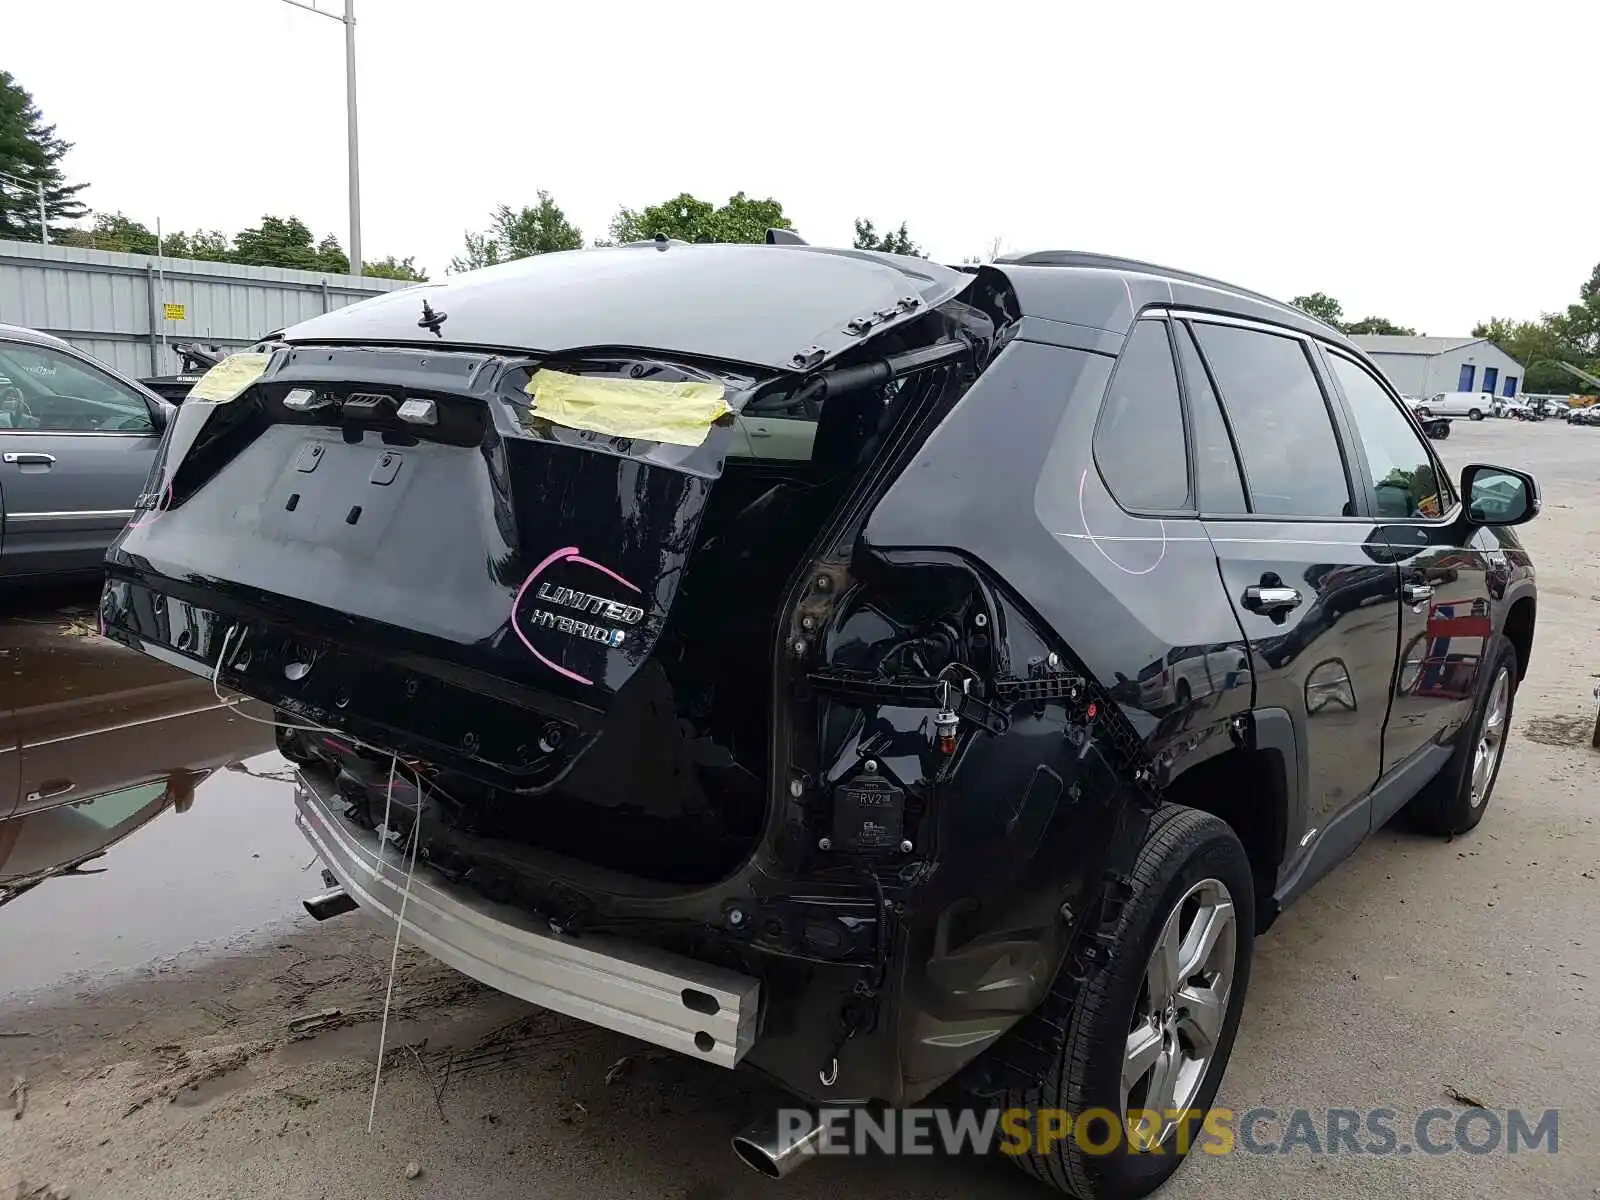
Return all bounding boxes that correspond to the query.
[0,323,172,580]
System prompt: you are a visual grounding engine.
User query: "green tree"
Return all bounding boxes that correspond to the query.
[1291,292,1345,328]
[58,211,158,254]
[1472,299,1597,395]
[450,194,583,273]
[364,255,428,282]
[160,228,232,262]
[606,191,791,245]
[1561,261,1600,361]
[231,215,322,270]
[224,216,355,273]
[1343,316,1417,336]
[0,71,89,241]
[852,218,926,257]
[314,234,349,274]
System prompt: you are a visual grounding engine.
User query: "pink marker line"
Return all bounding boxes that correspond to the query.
[508,546,642,687]
[130,479,174,531]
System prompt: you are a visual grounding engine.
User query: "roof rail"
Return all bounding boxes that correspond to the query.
[996,250,1293,315]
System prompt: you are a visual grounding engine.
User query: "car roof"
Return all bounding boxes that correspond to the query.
[0,322,73,352]
[276,242,973,373]
[986,250,1352,347]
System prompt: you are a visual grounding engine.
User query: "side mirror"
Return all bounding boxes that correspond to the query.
[1461,463,1539,527]
[146,399,170,433]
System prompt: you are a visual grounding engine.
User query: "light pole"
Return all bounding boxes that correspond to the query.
[0,170,48,244]
[279,0,362,276]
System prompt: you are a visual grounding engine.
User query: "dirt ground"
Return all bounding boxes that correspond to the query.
[2,419,1598,1200]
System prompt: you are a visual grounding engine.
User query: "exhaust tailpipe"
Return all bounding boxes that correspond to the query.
[731,1110,823,1179]
[303,887,358,921]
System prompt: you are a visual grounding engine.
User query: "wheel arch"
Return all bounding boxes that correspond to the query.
[1502,594,1535,682]
[1162,708,1300,934]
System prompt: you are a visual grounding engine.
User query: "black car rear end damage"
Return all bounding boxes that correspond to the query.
[100,244,1165,1109]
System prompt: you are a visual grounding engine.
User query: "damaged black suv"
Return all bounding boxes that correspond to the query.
[102,239,1538,1198]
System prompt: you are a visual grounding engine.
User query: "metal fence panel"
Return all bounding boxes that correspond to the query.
[0,239,413,377]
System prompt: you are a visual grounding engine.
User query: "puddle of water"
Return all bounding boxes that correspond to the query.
[0,753,317,999]
[1,607,327,999]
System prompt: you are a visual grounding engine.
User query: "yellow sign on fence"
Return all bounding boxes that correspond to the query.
[162,303,185,321]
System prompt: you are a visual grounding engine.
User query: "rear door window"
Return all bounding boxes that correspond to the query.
[1175,323,1248,514]
[1191,323,1352,519]
[1094,319,1190,511]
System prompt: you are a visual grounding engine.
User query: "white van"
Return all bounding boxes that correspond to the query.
[1413,391,1493,420]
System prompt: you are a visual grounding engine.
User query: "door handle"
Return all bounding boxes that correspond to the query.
[747,428,773,438]
[1403,582,1435,605]
[3,451,55,465]
[25,780,76,804]
[1242,585,1302,614]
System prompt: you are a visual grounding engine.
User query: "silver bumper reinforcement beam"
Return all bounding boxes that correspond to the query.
[293,773,759,1068]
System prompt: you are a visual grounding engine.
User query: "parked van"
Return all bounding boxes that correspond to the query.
[1414,391,1493,420]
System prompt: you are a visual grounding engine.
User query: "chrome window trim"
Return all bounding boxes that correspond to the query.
[6,509,136,523]
[0,429,155,439]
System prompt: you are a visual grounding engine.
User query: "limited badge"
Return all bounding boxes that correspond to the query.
[511,546,643,686]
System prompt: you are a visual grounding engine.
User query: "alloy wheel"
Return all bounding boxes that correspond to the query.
[1470,667,1512,808]
[1122,877,1236,1149]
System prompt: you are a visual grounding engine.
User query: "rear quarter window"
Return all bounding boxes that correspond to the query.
[1094,319,1190,511]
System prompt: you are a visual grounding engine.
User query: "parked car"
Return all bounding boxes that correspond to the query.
[0,324,174,581]
[1412,390,1493,420]
[100,243,1540,1198]
[138,342,228,404]
[1492,398,1528,418]
[1569,405,1600,426]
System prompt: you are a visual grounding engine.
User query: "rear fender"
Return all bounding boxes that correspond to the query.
[777,546,1163,1103]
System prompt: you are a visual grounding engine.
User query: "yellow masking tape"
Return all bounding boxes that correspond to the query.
[525,369,729,448]
[187,352,270,403]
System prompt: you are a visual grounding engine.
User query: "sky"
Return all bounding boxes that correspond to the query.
[8,0,1596,335]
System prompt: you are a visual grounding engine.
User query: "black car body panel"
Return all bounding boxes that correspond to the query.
[275,243,972,371]
[99,243,1538,1110]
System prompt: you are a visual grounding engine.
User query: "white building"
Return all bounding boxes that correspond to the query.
[1348,335,1526,402]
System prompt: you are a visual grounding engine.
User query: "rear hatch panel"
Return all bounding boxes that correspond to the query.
[103,345,744,787]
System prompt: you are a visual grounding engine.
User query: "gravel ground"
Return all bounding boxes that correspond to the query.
[2,418,1597,1200]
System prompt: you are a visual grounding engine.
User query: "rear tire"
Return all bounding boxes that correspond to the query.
[1405,635,1517,836]
[999,806,1255,1199]
[1469,408,1484,420]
